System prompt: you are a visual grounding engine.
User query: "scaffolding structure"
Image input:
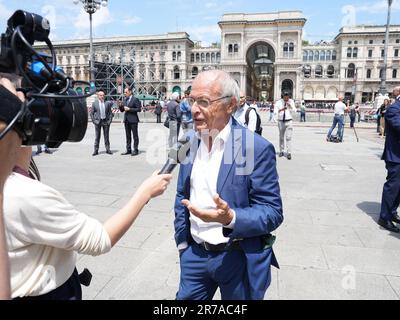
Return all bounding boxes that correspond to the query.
[93,44,168,102]
[93,45,136,102]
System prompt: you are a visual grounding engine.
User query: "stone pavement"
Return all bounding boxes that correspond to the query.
[33,120,400,300]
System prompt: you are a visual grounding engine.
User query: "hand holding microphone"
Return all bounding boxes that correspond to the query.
[139,136,192,204]
[159,136,192,175]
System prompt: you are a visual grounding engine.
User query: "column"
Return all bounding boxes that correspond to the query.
[274,67,280,101]
[297,31,302,60]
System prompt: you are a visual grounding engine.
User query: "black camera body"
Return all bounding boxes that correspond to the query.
[0,10,92,147]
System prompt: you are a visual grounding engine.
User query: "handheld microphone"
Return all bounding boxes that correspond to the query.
[159,136,191,175]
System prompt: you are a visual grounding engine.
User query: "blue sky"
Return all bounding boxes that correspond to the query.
[0,0,399,45]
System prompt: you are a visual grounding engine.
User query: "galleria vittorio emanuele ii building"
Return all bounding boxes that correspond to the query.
[35,11,400,105]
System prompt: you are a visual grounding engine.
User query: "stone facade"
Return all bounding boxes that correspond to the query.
[34,11,400,103]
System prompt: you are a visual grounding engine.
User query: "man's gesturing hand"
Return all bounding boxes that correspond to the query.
[181,194,234,226]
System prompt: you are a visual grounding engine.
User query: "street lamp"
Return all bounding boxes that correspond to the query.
[379,0,393,96]
[73,0,108,83]
[374,0,392,110]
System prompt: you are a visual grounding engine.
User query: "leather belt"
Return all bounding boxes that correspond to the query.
[198,241,242,252]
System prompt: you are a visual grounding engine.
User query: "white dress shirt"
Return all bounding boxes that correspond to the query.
[99,100,106,120]
[234,103,257,132]
[183,119,236,247]
[274,99,297,121]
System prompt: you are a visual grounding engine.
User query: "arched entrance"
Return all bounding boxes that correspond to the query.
[246,42,275,101]
[281,79,294,98]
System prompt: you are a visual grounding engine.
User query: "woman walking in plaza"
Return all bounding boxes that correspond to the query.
[379,99,390,138]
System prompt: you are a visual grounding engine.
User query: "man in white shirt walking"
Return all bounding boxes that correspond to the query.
[327,97,348,142]
[274,92,297,160]
[234,93,258,132]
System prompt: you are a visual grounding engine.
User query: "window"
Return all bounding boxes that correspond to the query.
[332,50,337,61]
[315,65,323,77]
[394,69,398,79]
[395,49,399,57]
[289,42,294,58]
[354,41,358,44]
[368,49,373,58]
[348,41,352,45]
[228,44,233,53]
[303,65,311,78]
[353,47,358,58]
[303,50,308,61]
[192,67,198,79]
[174,66,180,80]
[283,43,289,58]
[326,50,331,60]
[380,69,384,79]
[201,53,205,63]
[234,44,239,53]
[382,49,385,58]
[369,40,374,44]
[397,39,400,44]
[314,50,319,61]
[196,53,200,62]
[177,51,181,62]
[320,50,326,61]
[347,48,352,58]
[206,53,210,63]
[327,65,335,78]
[190,53,194,63]
[216,53,221,63]
[347,63,355,78]
[172,51,177,61]
[383,40,385,44]
[308,51,314,61]
[366,69,372,79]
[211,53,216,63]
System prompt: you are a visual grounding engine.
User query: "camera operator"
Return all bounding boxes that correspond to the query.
[0,77,25,299]
[3,144,172,300]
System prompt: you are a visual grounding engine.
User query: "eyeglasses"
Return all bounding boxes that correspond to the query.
[187,95,232,108]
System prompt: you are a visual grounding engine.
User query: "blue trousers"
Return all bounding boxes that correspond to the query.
[327,115,345,140]
[176,243,251,300]
[380,162,400,221]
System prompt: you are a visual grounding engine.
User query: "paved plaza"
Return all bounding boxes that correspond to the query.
[33,118,400,300]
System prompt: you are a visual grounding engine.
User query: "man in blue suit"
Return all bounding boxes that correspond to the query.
[379,86,400,233]
[174,70,283,300]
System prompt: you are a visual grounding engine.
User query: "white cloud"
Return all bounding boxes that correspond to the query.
[0,0,13,20]
[185,24,221,46]
[205,2,217,8]
[123,16,142,25]
[74,7,113,37]
[353,0,400,14]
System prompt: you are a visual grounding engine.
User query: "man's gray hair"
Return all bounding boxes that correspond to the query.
[196,70,240,111]
[171,92,180,100]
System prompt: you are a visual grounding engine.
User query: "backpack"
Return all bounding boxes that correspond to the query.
[245,107,263,136]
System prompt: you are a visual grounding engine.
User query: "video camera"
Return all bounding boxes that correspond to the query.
[0,10,95,147]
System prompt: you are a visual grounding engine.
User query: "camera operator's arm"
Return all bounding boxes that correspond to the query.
[5,159,173,256]
[104,173,172,246]
[0,78,24,299]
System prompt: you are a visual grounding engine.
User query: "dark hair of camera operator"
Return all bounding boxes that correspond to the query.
[3,144,172,300]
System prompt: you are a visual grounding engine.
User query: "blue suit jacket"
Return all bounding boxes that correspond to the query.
[382,98,400,164]
[174,117,283,300]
